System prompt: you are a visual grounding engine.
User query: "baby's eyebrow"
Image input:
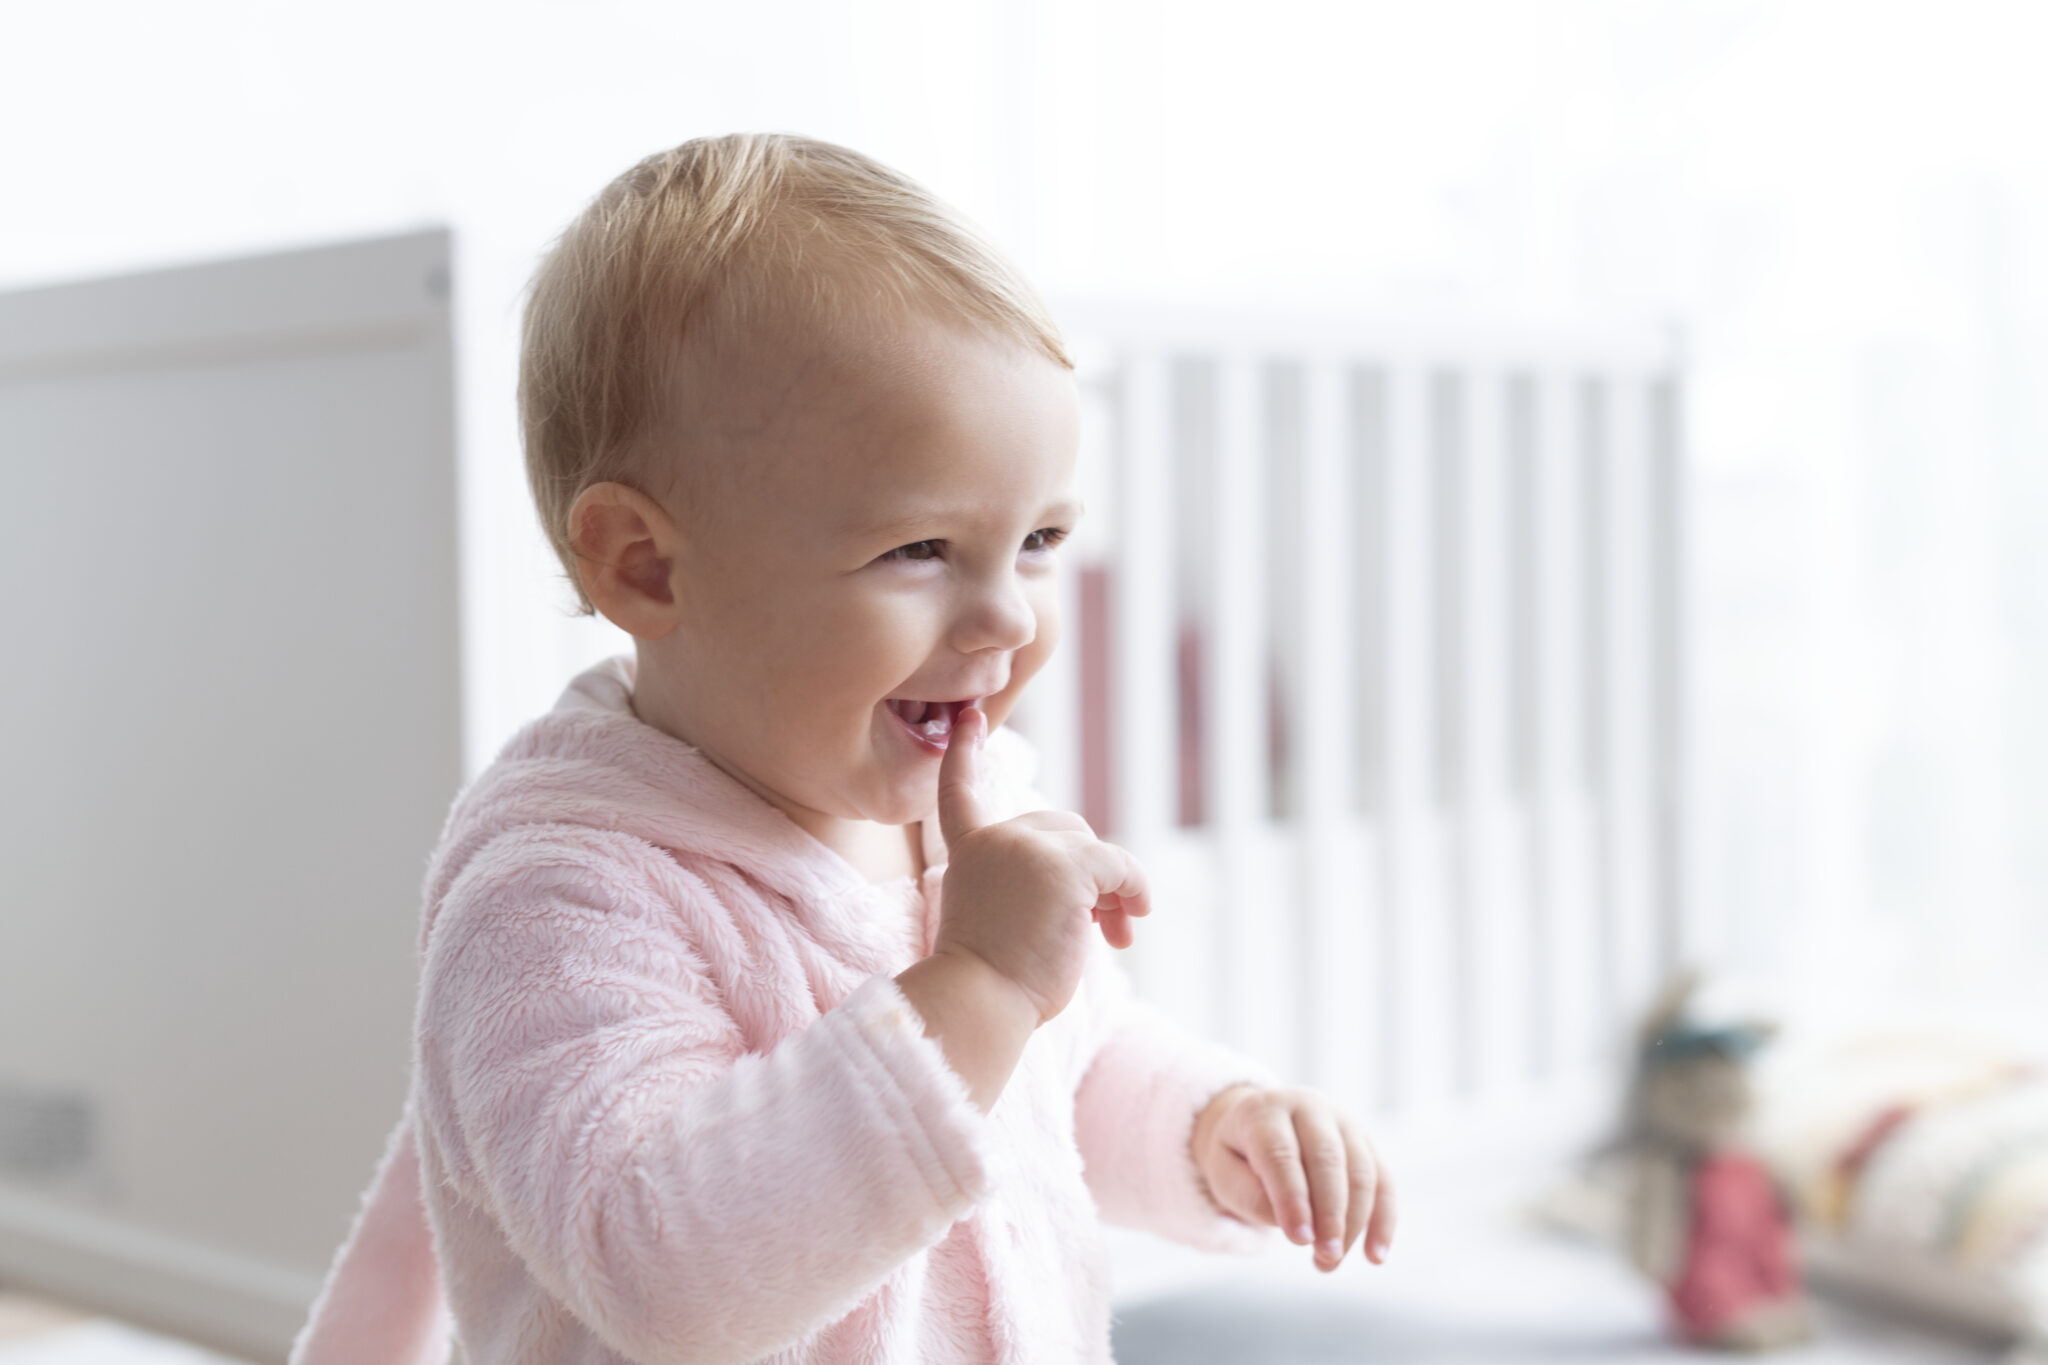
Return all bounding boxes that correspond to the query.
[850,497,1084,543]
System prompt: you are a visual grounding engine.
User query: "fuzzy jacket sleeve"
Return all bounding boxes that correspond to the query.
[1069,942,1279,1253]
[420,827,991,1365]
[288,1093,453,1365]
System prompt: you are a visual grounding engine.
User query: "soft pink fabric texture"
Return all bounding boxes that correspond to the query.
[292,658,1273,1365]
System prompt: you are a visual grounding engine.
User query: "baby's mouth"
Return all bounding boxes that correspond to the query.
[885,697,967,744]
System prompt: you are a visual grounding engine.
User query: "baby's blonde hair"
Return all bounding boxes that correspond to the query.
[519,132,1073,612]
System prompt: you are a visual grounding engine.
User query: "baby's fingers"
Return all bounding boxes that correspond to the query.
[1359,1136,1397,1264]
[1077,842,1150,927]
[1242,1107,1315,1247]
[1204,1148,1276,1226]
[1092,894,1134,949]
[1102,843,1151,919]
[1294,1108,1350,1270]
[1340,1124,1379,1265]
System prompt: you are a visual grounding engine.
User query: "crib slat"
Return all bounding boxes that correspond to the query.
[1354,366,1397,1115]
[1207,354,1265,830]
[1505,372,1543,1084]
[1208,353,1297,1077]
[1112,353,1175,844]
[1432,370,1469,1094]
[1534,368,1599,1076]
[1452,368,1532,1102]
[1295,357,1375,1117]
[1382,360,1453,1118]
[1113,352,1206,1031]
[1649,373,1692,969]
[1602,375,1660,1032]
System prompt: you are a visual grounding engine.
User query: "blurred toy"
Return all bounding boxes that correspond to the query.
[1615,970,1815,1351]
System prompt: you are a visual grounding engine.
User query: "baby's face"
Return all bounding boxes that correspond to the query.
[638,306,1080,844]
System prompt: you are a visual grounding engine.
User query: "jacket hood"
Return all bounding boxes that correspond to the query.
[419,656,1042,950]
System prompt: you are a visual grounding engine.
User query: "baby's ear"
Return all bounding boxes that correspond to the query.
[569,482,684,639]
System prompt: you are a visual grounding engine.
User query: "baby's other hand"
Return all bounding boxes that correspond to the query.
[1190,1084,1396,1272]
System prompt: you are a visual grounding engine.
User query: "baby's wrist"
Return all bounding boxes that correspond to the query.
[894,948,1041,1113]
[925,945,1044,1031]
[1190,1083,1259,1161]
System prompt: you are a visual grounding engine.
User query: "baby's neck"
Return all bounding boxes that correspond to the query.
[838,819,926,884]
[627,660,925,884]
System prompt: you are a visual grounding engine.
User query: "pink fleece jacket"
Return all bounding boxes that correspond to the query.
[291,657,1272,1364]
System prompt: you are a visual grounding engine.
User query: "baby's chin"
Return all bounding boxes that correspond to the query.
[828,771,934,830]
[872,789,940,830]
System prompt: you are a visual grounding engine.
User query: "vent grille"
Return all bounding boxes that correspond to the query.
[0,1080,97,1180]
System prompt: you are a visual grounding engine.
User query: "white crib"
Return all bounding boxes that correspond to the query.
[1013,303,1691,1135]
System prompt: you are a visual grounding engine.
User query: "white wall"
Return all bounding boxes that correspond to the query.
[4,0,2045,1032]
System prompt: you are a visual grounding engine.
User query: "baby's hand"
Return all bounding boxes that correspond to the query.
[930,703,1150,1026]
[1191,1085,1397,1272]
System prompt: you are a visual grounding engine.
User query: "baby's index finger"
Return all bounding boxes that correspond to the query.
[935,703,989,848]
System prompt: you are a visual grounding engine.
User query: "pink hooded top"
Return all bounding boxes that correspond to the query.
[291,657,1272,1364]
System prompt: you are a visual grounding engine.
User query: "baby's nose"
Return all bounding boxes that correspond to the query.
[954,573,1037,653]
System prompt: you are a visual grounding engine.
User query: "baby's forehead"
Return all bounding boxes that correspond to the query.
[679,290,1008,457]
[660,300,1071,540]
[667,223,1062,452]
[651,306,931,511]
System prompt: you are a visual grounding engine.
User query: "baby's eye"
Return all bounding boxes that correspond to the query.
[883,540,943,563]
[1023,527,1070,554]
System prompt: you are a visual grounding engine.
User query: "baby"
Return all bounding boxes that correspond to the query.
[292,133,1394,1365]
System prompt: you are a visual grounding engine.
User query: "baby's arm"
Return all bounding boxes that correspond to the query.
[421,829,990,1365]
[1071,957,1397,1268]
[1069,944,1279,1251]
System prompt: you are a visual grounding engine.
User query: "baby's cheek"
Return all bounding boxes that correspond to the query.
[994,605,1060,719]
[1025,582,1063,666]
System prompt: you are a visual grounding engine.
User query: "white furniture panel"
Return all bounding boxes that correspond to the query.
[0,230,460,1359]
